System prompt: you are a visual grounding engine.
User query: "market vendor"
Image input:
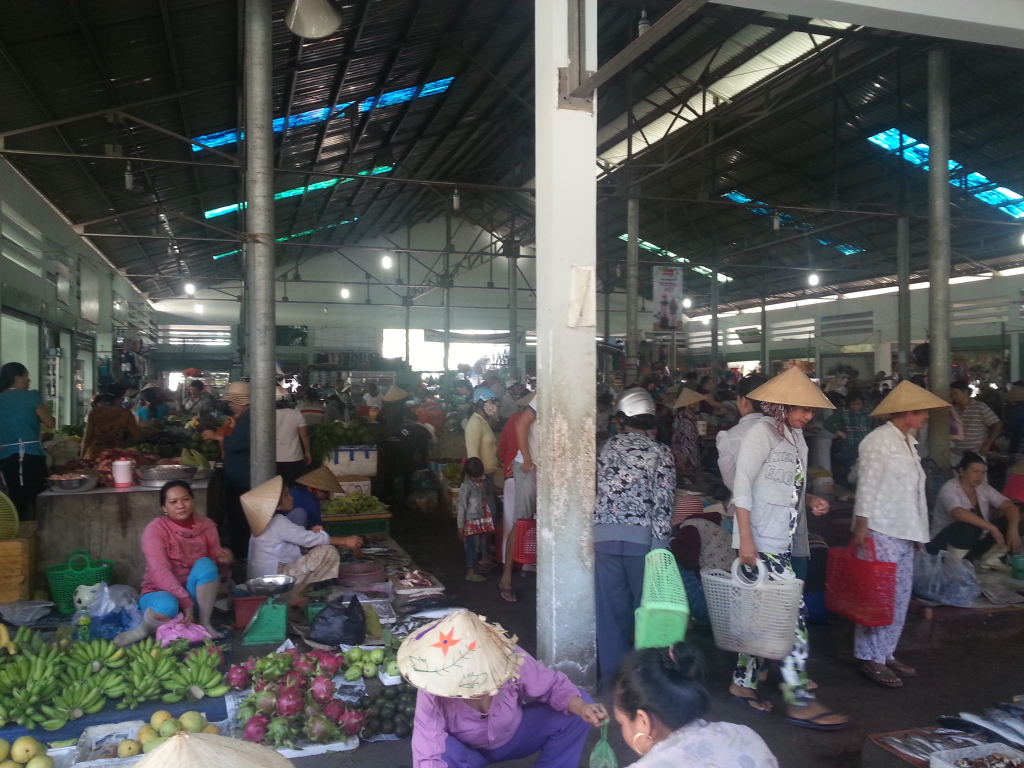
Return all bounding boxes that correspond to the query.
[81,392,142,460]
[244,475,362,604]
[288,466,344,529]
[114,480,233,646]
[202,381,252,559]
[398,609,606,768]
[0,362,55,519]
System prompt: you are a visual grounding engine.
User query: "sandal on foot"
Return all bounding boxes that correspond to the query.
[886,658,917,678]
[499,587,518,602]
[464,573,487,582]
[785,710,850,731]
[860,662,903,688]
[730,692,772,716]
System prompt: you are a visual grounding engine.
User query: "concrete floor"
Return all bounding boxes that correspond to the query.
[292,504,1024,768]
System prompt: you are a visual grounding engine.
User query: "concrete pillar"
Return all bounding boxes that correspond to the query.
[760,283,768,374]
[897,216,912,380]
[508,252,519,380]
[874,342,893,376]
[710,267,719,377]
[244,0,276,485]
[626,197,640,384]
[1011,332,1021,382]
[927,48,952,467]
[534,0,597,687]
[443,251,451,372]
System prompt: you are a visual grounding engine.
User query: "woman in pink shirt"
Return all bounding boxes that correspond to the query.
[114,481,233,646]
[397,609,606,768]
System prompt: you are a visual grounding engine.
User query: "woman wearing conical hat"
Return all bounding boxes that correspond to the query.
[851,381,951,688]
[729,366,849,730]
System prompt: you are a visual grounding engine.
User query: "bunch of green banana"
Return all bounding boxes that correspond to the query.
[124,636,189,662]
[117,652,178,710]
[0,656,61,729]
[39,680,106,730]
[0,653,59,695]
[67,638,127,674]
[60,661,125,698]
[11,626,45,656]
[162,661,228,703]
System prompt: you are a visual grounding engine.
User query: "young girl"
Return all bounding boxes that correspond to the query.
[458,457,496,582]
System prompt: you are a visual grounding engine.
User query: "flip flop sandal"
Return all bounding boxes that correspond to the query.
[785,711,850,731]
[861,662,903,688]
[730,693,772,716]
[464,573,487,582]
[499,587,518,603]
[886,659,917,678]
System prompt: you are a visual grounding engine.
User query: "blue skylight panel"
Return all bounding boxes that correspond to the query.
[867,129,1024,220]
[191,78,454,151]
[723,190,864,255]
[616,234,732,282]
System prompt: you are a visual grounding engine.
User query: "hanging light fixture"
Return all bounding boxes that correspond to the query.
[124,162,133,191]
[808,272,820,287]
[284,0,343,39]
[184,282,195,295]
[682,297,692,309]
[637,9,651,36]
[381,254,393,269]
[340,287,350,299]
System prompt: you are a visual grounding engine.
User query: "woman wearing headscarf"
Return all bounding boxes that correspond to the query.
[730,367,848,729]
[852,381,950,688]
[671,388,706,477]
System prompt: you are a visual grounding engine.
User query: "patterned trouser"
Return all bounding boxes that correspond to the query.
[854,530,914,664]
[732,551,813,706]
[278,545,341,605]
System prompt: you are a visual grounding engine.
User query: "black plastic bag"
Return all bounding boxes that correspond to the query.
[309,595,366,646]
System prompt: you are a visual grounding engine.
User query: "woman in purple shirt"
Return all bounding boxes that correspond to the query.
[397,609,606,768]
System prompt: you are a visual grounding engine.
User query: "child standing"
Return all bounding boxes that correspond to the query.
[458,457,495,582]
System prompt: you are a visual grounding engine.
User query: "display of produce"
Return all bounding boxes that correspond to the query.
[322,492,388,517]
[308,422,371,467]
[441,463,463,485]
[115,708,219,756]
[0,735,48,767]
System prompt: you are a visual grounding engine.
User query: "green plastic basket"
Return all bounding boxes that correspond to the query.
[322,514,391,538]
[634,549,689,649]
[45,549,114,614]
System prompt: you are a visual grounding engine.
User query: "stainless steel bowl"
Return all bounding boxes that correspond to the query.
[47,474,100,493]
[192,468,213,481]
[137,464,198,483]
[246,575,296,597]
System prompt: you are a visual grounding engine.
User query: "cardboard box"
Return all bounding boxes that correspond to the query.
[331,476,372,496]
[326,446,378,478]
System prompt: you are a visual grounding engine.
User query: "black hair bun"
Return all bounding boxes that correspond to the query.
[664,643,701,680]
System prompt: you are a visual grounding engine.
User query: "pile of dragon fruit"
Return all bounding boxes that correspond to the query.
[226,648,366,749]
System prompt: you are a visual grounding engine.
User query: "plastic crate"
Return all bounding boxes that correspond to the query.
[513,519,537,565]
[233,594,267,629]
[322,513,391,537]
[635,549,689,649]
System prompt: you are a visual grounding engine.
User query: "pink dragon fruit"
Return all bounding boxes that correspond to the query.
[238,697,259,723]
[279,670,305,689]
[309,674,335,705]
[283,647,301,660]
[303,715,341,744]
[291,655,316,676]
[226,664,252,690]
[322,699,347,723]
[336,708,367,737]
[254,687,278,716]
[242,657,258,672]
[303,701,323,722]
[276,686,305,718]
[243,713,269,744]
[312,652,343,677]
[266,717,299,749]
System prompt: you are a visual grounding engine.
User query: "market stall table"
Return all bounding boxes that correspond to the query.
[35,482,210,588]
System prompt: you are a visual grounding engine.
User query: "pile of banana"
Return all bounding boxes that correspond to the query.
[0,630,230,731]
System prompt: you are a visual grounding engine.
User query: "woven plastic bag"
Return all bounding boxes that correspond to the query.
[912,550,981,607]
[825,539,897,627]
[589,724,617,768]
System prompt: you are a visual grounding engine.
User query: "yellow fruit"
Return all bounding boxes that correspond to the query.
[10,737,42,765]
[142,738,167,755]
[117,741,141,759]
[178,711,206,734]
[149,711,173,731]
[136,725,157,744]
[158,719,181,738]
[1,761,19,768]
[25,758,52,768]
[201,724,219,735]
[0,739,8,763]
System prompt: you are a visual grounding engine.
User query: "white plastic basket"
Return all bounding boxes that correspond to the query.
[700,559,805,660]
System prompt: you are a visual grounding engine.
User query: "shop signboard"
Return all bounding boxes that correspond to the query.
[651,266,684,331]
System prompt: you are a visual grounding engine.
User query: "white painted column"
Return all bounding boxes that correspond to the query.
[534,0,597,687]
[874,342,893,375]
[1011,332,1021,383]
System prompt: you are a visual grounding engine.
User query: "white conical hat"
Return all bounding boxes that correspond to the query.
[295,466,343,494]
[675,388,707,408]
[135,732,291,768]
[870,380,950,417]
[382,386,410,403]
[746,366,835,409]
[397,609,524,698]
[240,475,284,536]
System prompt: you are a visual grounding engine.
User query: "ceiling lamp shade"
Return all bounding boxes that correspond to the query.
[284,0,343,39]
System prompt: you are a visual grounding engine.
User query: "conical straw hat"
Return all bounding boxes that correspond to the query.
[240,475,284,537]
[870,380,950,417]
[746,366,835,409]
[675,388,707,409]
[135,732,291,768]
[296,466,343,494]
[382,385,410,402]
[397,609,524,698]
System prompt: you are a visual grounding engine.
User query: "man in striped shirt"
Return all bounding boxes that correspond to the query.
[950,380,1001,467]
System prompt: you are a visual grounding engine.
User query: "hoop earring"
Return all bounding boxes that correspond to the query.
[632,732,654,756]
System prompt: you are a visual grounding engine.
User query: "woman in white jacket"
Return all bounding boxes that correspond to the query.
[730,367,848,730]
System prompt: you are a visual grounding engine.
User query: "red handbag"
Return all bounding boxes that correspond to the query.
[825,539,897,627]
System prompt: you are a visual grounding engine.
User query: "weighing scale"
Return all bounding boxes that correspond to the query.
[241,574,296,646]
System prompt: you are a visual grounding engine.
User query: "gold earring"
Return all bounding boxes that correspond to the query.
[632,732,654,756]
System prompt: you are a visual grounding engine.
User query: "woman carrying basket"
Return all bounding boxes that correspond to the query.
[852,381,950,687]
[730,366,848,730]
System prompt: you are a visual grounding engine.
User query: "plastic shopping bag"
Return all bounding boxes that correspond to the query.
[912,550,981,607]
[589,724,618,768]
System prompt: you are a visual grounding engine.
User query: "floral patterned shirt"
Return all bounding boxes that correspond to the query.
[594,431,675,545]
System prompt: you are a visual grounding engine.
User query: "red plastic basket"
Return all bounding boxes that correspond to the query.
[234,594,268,630]
[825,539,897,627]
[513,519,537,565]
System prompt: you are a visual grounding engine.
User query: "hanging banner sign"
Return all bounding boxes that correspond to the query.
[651,266,684,331]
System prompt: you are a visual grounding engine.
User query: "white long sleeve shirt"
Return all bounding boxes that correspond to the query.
[853,421,929,542]
[247,514,330,580]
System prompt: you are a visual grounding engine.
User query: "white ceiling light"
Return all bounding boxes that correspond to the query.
[808,272,820,286]
[340,287,350,299]
[284,0,343,39]
[194,303,204,314]
[381,254,393,269]
[682,297,692,309]
[184,282,195,295]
